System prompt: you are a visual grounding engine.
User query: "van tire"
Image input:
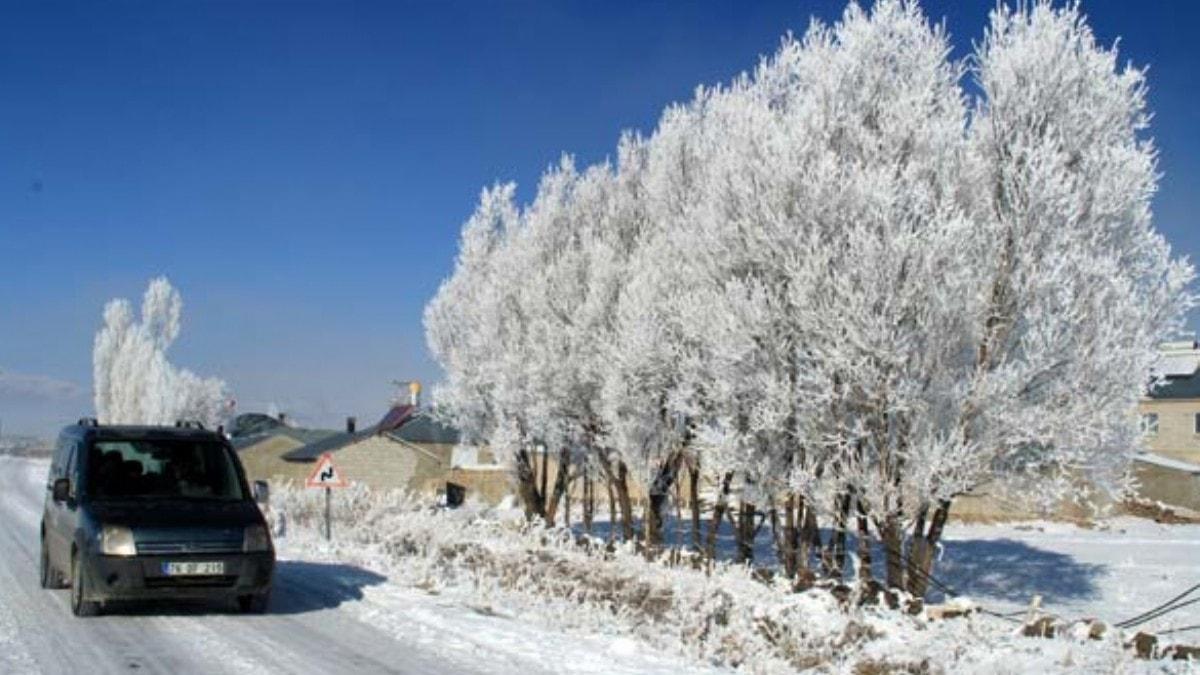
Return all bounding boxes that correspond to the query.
[39,536,65,589]
[38,538,51,589]
[70,552,100,617]
[238,593,269,614]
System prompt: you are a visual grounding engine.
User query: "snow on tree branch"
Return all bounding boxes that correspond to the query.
[425,0,1196,587]
[92,277,232,429]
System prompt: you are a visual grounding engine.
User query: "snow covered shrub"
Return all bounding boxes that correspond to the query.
[92,277,232,428]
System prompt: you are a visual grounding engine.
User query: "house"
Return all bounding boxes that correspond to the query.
[1127,341,1200,512]
[1138,341,1200,465]
[1131,452,1200,513]
[281,405,464,495]
[231,413,340,485]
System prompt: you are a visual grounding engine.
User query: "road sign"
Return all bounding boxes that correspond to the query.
[306,453,347,541]
[305,453,348,489]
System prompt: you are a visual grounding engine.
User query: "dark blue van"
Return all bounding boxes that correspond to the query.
[40,419,274,616]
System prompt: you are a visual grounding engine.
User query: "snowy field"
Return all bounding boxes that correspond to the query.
[936,518,1200,635]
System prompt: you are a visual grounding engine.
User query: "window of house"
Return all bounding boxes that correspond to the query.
[1141,413,1159,436]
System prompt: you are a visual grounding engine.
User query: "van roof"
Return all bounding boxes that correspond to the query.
[65,424,225,443]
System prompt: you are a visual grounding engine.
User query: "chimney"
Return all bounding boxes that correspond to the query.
[409,381,422,407]
[346,416,357,434]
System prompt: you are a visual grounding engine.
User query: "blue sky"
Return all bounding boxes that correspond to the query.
[2,1,1198,437]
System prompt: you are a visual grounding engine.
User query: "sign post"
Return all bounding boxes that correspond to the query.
[305,452,348,540]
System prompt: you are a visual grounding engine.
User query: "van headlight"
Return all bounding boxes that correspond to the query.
[100,525,137,557]
[243,525,271,552]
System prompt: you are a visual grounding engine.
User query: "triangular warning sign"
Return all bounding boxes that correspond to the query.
[306,452,349,488]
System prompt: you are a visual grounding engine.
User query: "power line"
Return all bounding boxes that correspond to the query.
[1118,595,1200,631]
[1115,582,1200,629]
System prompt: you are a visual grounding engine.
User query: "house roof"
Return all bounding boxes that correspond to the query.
[1149,375,1200,400]
[278,430,362,461]
[391,413,460,444]
[230,421,340,452]
[229,413,286,438]
[1134,452,1200,475]
[1153,343,1200,377]
[281,404,442,462]
[1146,342,1200,400]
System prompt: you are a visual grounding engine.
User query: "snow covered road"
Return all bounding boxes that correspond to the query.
[0,457,696,675]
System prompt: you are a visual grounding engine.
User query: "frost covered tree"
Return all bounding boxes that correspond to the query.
[93,277,232,429]
[881,0,1194,594]
[425,184,552,517]
[426,0,1194,595]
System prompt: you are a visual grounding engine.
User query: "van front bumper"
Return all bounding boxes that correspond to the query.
[80,551,274,603]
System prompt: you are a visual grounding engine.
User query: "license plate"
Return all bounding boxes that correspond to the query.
[161,561,225,576]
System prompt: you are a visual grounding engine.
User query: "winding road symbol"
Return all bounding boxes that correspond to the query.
[305,453,348,489]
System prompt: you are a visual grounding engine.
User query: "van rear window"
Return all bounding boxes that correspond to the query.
[86,440,244,501]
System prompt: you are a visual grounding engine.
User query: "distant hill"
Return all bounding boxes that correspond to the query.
[0,435,52,457]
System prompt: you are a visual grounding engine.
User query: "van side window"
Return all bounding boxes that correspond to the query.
[64,444,79,498]
[51,435,72,479]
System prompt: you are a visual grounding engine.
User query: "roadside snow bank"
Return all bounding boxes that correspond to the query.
[271,485,1178,673]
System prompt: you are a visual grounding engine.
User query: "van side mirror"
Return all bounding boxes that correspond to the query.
[253,480,269,507]
[52,478,71,503]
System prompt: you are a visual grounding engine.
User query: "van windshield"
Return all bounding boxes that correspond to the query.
[86,440,244,502]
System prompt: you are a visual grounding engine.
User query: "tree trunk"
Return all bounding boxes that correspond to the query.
[563,472,571,529]
[596,452,634,542]
[614,462,634,541]
[780,494,798,578]
[673,478,684,552]
[879,514,905,590]
[539,445,550,516]
[688,462,701,552]
[645,450,683,547]
[906,499,951,597]
[705,472,733,561]
[798,497,818,576]
[855,497,872,583]
[583,474,594,535]
[605,478,616,543]
[544,447,571,526]
[513,447,544,520]
[823,491,852,579]
[768,498,781,569]
[735,501,755,564]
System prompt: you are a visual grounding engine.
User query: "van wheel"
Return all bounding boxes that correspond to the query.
[70,552,100,617]
[237,593,269,614]
[39,538,64,589]
[39,539,51,589]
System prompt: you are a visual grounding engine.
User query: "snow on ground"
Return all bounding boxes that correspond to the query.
[269,485,1200,673]
[275,537,714,675]
[4,454,1199,673]
[936,517,1200,634]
